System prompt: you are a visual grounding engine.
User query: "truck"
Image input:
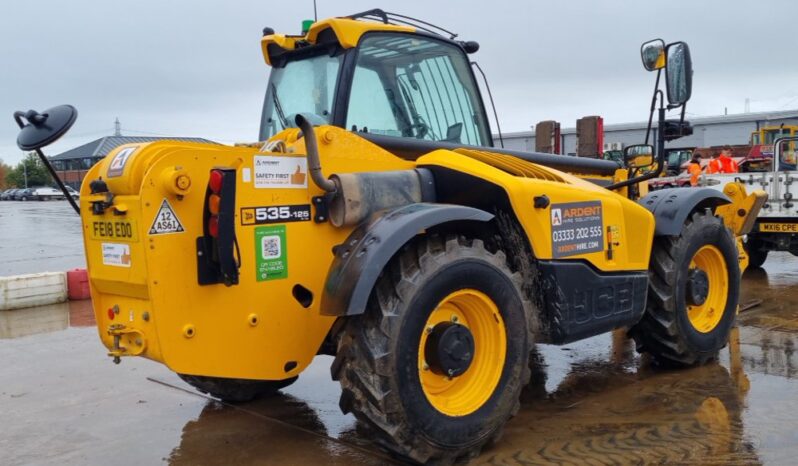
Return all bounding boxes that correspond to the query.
[701,137,798,267]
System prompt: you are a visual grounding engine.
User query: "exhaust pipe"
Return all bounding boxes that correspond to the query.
[293,114,436,227]
[295,114,337,193]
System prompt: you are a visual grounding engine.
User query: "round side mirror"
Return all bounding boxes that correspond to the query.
[14,105,78,151]
[641,39,666,71]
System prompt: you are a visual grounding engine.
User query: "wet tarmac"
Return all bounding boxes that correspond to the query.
[0,201,85,276]
[2,210,798,464]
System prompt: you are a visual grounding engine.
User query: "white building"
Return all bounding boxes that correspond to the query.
[497,109,798,155]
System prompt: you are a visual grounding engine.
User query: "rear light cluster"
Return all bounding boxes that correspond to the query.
[198,168,239,286]
[207,169,224,238]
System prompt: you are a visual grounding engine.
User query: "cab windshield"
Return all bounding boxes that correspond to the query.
[260,53,342,139]
[259,33,491,146]
[764,129,793,145]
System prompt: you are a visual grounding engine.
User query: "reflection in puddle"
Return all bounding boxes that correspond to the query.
[168,393,388,465]
[481,328,759,465]
[0,300,94,339]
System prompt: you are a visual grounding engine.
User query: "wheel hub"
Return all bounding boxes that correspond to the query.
[687,268,710,306]
[424,322,475,377]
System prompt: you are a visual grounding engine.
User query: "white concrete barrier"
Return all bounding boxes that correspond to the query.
[0,272,68,311]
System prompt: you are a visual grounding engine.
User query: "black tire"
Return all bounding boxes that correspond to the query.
[630,210,739,366]
[332,235,533,465]
[744,237,768,269]
[21,196,28,201]
[178,374,297,403]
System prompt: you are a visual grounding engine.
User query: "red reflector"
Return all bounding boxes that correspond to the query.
[208,215,219,237]
[107,308,115,320]
[209,170,224,193]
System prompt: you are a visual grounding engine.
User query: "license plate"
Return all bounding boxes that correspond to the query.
[89,220,138,242]
[758,222,798,233]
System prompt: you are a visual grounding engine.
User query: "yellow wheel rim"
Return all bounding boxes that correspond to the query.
[687,245,728,333]
[418,289,506,417]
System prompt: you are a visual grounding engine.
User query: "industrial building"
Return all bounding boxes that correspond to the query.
[50,134,214,188]
[499,109,798,155]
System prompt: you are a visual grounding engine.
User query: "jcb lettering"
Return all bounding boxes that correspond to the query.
[570,283,634,324]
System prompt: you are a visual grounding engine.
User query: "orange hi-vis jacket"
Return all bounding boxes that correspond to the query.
[688,162,702,186]
[707,155,739,174]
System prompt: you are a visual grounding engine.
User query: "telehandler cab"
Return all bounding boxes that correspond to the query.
[14,10,766,465]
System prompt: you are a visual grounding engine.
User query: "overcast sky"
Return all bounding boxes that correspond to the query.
[2,0,798,165]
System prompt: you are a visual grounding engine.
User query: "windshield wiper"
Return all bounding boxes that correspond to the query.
[270,83,289,129]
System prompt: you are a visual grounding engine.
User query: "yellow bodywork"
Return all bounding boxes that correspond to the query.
[80,126,656,381]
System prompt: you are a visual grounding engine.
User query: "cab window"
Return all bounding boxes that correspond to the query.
[346,33,490,146]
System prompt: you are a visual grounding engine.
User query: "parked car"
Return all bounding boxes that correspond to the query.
[14,187,65,201]
[0,189,18,200]
[13,188,32,200]
[63,186,79,200]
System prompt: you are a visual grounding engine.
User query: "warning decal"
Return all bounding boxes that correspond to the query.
[149,199,185,235]
[550,201,604,258]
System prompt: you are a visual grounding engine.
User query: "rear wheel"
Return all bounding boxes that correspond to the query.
[178,374,297,403]
[332,236,533,464]
[630,210,739,366]
[744,237,768,269]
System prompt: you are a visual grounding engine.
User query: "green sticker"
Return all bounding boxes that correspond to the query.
[255,225,287,281]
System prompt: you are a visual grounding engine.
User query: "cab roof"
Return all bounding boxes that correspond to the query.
[261,9,462,67]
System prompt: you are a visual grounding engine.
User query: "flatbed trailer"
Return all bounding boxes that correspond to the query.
[701,137,798,267]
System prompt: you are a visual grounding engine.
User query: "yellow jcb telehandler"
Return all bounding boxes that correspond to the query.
[14,10,765,464]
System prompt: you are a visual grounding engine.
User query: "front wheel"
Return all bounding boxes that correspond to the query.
[630,210,739,366]
[178,374,297,403]
[332,236,533,464]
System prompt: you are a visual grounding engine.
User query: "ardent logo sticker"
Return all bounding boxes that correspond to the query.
[107,147,137,178]
[550,201,604,258]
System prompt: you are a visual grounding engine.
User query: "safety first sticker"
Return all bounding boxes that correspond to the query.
[550,201,604,258]
[255,225,287,281]
[102,243,131,267]
[254,155,308,189]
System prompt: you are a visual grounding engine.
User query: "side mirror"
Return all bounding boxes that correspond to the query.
[665,42,692,106]
[624,144,654,169]
[640,39,665,71]
[14,105,78,151]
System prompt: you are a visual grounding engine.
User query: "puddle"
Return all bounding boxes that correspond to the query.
[3,252,798,464]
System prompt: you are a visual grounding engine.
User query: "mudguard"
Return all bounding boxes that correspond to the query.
[639,188,730,236]
[321,203,493,316]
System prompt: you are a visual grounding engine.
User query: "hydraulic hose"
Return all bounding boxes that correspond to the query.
[295,114,337,193]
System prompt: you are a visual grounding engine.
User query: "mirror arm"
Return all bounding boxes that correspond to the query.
[644,69,662,145]
[608,96,667,193]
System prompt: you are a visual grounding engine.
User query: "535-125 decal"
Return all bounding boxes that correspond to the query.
[241,204,311,226]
